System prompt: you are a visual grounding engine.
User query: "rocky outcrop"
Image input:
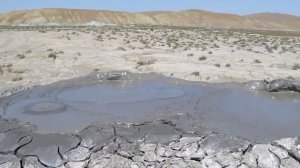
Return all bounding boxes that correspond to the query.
[246,79,300,93]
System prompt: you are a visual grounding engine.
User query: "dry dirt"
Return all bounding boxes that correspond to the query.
[0,26,299,92]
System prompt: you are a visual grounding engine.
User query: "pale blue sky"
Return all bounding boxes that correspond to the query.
[0,0,299,16]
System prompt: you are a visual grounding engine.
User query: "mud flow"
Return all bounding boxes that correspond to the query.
[1,72,300,142]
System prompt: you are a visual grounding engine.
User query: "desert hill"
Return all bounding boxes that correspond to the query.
[0,8,300,31]
[245,13,300,30]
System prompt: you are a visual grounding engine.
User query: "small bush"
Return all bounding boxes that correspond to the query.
[117,47,126,51]
[214,63,221,68]
[25,50,32,54]
[48,53,57,60]
[208,51,213,54]
[57,51,64,54]
[17,54,25,59]
[191,71,200,76]
[39,30,47,33]
[213,44,220,48]
[225,64,231,67]
[140,39,148,45]
[254,59,261,63]
[137,59,156,67]
[12,76,23,81]
[13,70,25,74]
[187,53,194,57]
[199,56,207,61]
[292,64,300,70]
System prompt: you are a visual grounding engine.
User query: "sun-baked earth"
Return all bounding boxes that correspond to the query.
[0,26,299,95]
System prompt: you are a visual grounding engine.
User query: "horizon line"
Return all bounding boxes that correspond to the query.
[1,7,300,17]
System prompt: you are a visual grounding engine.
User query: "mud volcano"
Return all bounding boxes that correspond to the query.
[1,72,300,142]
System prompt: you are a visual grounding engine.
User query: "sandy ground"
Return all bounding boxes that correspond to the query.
[0,26,299,91]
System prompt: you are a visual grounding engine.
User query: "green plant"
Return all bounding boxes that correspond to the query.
[225,63,231,67]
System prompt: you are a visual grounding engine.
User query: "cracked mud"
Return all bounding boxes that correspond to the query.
[0,72,300,168]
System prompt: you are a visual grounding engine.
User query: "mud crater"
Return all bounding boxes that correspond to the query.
[1,72,300,142]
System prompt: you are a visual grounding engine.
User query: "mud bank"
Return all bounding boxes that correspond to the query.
[1,72,300,141]
[0,72,300,167]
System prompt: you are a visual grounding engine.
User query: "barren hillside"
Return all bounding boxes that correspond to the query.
[0,8,300,31]
[246,13,300,30]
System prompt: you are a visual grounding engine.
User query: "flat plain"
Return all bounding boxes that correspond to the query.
[0,26,299,92]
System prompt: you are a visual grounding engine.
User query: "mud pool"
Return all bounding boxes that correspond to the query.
[1,72,300,142]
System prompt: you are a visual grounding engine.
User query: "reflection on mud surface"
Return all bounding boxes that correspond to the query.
[1,72,300,142]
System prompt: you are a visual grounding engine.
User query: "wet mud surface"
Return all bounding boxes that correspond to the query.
[0,72,300,167]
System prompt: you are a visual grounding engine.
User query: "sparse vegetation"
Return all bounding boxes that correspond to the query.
[0,67,3,75]
[292,64,300,70]
[13,69,25,74]
[254,59,262,63]
[17,54,25,59]
[12,76,23,81]
[39,30,47,33]
[48,53,57,60]
[137,59,157,67]
[0,25,299,88]
[214,63,221,68]
[199,56,207,61]
[191,71,200,76]
[117,47,126,51]
[25,50,32,54]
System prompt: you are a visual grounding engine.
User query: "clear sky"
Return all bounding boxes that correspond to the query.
[0,0,300,16]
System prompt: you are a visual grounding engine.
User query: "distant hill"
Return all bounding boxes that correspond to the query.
[0,8,300,31]
[245,13,300,30]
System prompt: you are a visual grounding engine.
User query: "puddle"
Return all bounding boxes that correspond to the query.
[1,72,300,142]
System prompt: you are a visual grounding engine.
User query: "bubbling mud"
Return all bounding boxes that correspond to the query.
[1,72,300,142]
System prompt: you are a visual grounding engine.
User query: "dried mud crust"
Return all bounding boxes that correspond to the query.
[0,117,300,168]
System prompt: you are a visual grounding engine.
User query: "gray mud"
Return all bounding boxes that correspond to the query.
[1,72,300,168]
[1,72,300,142]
